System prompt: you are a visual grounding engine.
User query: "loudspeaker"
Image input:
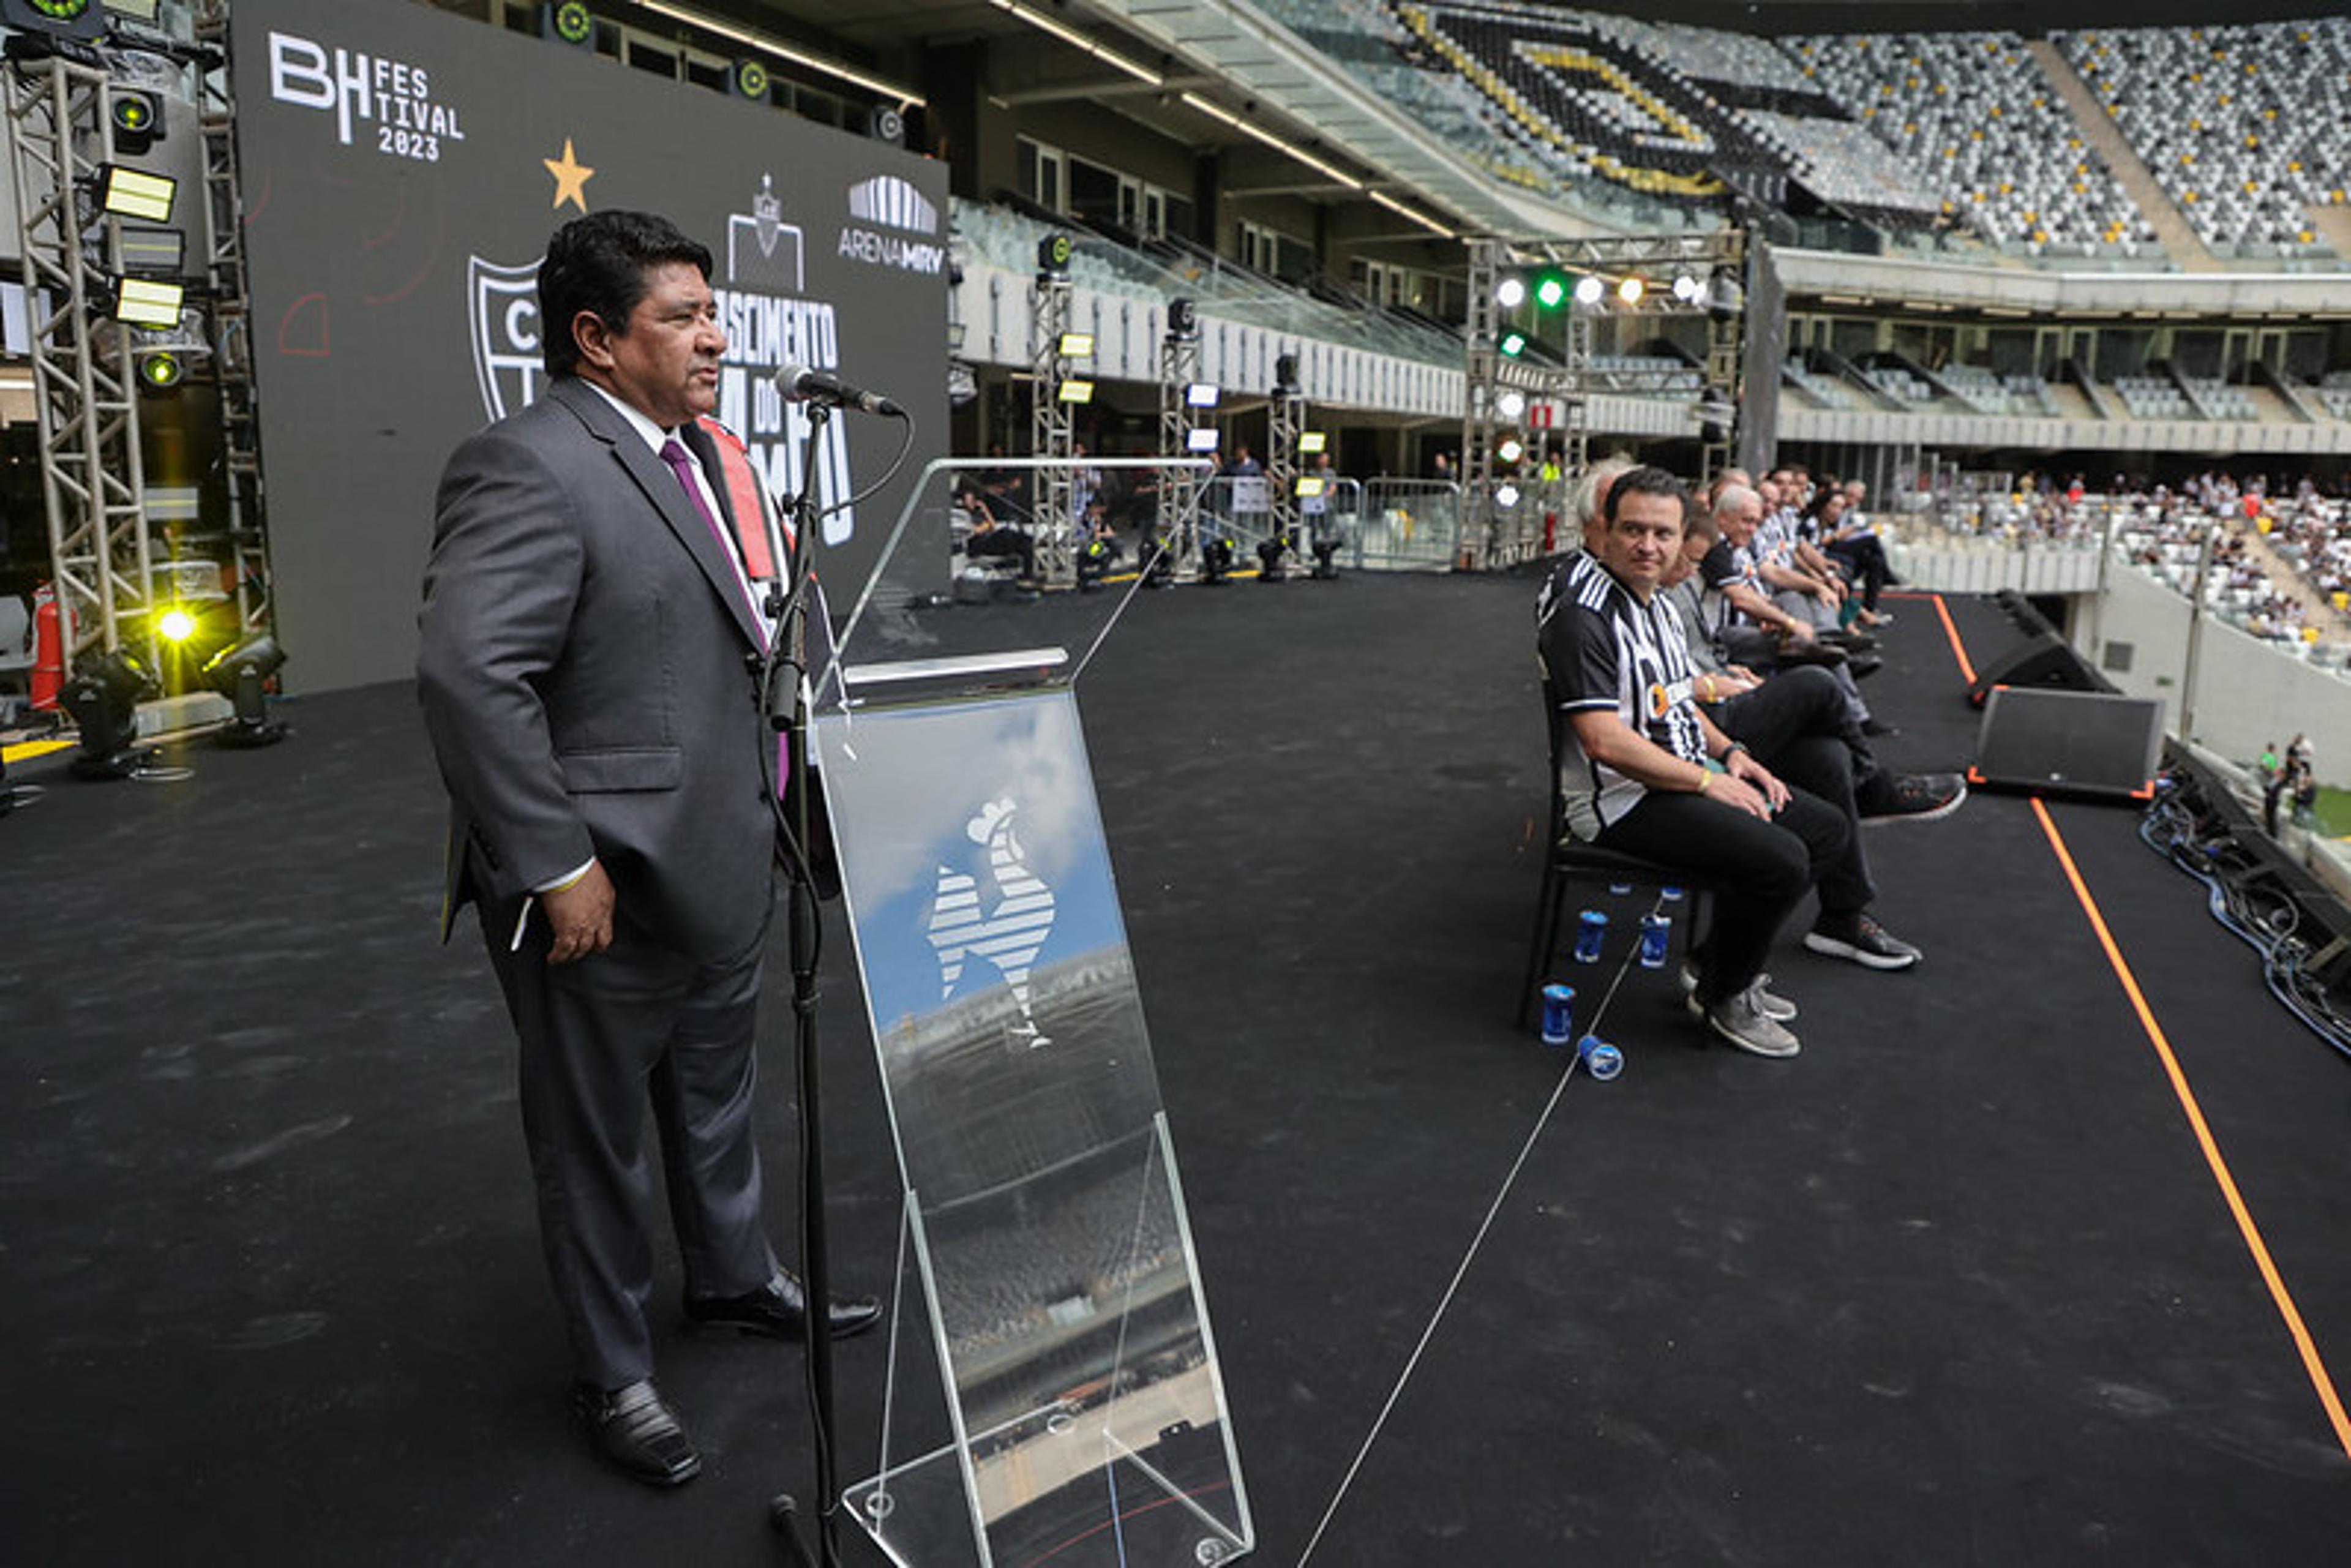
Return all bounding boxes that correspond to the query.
[1969,688,2164,801]
[1965,629,2102,707]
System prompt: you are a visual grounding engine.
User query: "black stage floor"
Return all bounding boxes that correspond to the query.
[7,572,2351,1566]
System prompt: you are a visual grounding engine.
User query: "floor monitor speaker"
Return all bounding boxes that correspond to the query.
[1969,688,2164,801]
[1966,630,2100,707]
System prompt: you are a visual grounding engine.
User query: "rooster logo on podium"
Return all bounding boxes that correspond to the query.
[925,796,1057,1048]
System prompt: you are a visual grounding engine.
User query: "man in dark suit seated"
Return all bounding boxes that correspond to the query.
[418,211,877,1488]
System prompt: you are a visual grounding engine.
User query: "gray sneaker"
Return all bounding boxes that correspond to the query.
[1857,771,1967,825]
[1705,982,1802,1058]
[1804,913,1922,970]
[1679,961,1797,1021]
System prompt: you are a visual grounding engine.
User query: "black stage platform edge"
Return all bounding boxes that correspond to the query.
[6,574,2350,1566]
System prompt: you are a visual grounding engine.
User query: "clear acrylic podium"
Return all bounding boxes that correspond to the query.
[813,459,1253,1567]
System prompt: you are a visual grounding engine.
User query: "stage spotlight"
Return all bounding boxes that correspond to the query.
[97,163,174,222]
[1167,296,1197,337]
[1256,535,1287,582]
[64,646,159,779]
[1183,426,1220,454]
[1056,378,1094,404]
[1616,276,1644,306]
[1671,272,1703,303]
[1495,275,1527,309]
[198,633,288,748]
[1310,535,1339,579]
[1494,482,1521,509]
[1498,329,1528,359]
[1497,436,1525,465]
[1075,535,1113,593]
[1294,475,1327,498]
[108,91,162,157]
[1273,353,1299,396]
[1057,331,1094,358]
[544,0,596,46]
[112,277,184,329]
[1184,381,1220,409]
[1037,232,1073,277]
[1573,275,1605,308]
[137,349,184,392]
[157,605,197,644]
[1496,388,1527,421]
[1533,270,1568,309]
[1298,431,1326,455]
[1198,535,1234,585]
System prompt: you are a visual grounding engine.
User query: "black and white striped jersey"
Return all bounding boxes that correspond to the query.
[1538,553,1708,834]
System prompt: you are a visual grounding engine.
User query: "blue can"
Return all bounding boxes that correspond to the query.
[1540,983,1575,1045]
[1573,909,1608,964]
[1608,879,1633,896]
[1660,885,1685,903]
[1578,1034,1624,1081]
[1638,912,1671,969]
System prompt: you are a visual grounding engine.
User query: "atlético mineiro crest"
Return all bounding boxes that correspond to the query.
[468,255,544,423]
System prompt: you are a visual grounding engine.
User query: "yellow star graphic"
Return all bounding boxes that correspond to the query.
[544,138,594,213]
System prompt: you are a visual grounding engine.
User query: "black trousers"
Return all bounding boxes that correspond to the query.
[1596,778,1854,1007]
[1708,664,1871,777]
[1826,535,1894,611]
[968,528,1037,578]
[482,899,778,1392]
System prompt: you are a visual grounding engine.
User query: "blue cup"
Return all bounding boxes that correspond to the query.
[1638,912,1671,969]
[1578,1034,1624,1081]
[1573,909,1608,964]
[1540,983,1575,1045]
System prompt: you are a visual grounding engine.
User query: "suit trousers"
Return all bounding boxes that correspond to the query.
[1596,781,1850,1007]
[482,900,778,1392]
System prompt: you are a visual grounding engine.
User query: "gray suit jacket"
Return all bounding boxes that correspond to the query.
[418,377,775,962]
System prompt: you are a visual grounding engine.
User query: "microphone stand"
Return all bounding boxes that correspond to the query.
[759,401,844,1568]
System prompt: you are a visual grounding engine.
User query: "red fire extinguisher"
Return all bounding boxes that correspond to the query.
[30,581,65,710]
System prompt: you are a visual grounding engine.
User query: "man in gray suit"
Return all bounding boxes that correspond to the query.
[418,211,875,1488]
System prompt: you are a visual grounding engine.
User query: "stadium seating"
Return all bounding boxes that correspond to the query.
[1789,31,2154,258]
[2059,20,2351,258]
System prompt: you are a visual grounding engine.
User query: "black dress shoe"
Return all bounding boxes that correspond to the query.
[686,1272,882,1341]
[577,1379,701,1487]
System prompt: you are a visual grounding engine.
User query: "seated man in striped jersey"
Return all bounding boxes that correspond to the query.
[1536,465,1921,1059]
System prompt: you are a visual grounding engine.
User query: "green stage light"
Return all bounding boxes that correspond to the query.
[1533,271,1568,309]
[137,350,184,391]
[1498,329,1528,358]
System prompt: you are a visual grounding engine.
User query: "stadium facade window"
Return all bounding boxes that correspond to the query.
[1016,137,1067,215]
[1237,219,1313,285]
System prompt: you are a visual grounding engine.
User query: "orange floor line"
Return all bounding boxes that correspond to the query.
[2030,797,2351,1461]
[1925,591,1978,687]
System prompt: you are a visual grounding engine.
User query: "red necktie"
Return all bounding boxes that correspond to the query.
[661,438,790,789]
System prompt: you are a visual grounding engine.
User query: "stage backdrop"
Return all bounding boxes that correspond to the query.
[229,0,948,691]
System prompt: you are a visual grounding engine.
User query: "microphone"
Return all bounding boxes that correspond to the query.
[774,362,904,418]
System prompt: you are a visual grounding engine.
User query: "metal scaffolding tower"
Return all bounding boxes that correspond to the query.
[1028,270,1076,583]
[1265,373,1304,574]
[1155,315,1202,577]
[1462,230,1747,563]
[197,0,271,636]
[5,48,157,669]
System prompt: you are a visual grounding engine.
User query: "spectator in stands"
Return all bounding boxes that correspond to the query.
[1221,443,1262,478]
[1538,465,1922,1060]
